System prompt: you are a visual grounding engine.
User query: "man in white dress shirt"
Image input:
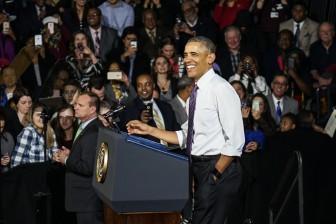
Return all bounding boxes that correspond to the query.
[126,36,245,224]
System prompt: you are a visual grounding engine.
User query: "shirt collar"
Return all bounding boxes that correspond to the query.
[176,94,186,108]
[80,116,97,130]
[195,68,215,90]
[89,26,101,34]
[272,93,283,104]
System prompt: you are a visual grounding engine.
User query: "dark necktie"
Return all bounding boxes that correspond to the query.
[95,31,100,56]
[186,85,198,155]
[294,23,300,47]
[276,100,282,122]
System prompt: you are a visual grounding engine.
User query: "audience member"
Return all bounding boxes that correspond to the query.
[0,66,18,106]
[229,54,270,95]
[216,26,256,80]
[4,87,32,141]
[99,0,134,37]
[137,9,169,59]
[61,0,90,33]
[104,60,137,106]
[0,111,14,173]
[62,79,81,105]
[11,102,58,167]
[88,75,113,104]
[279,112,297,132]
[151,55,177,102]
[118,26,150,87]
[213,0,251,29]
[253,0,290,48]
[267,73,299,125]
[169,76,193,126]
[173,0,218,54]
[231,79,250,106]
[309,22,336,80]
[159,36,185,78]
[279,1,318,56]
[65,31,103,89]
[84,6,120,67]
[120,73,179,144]
[0,10,16,62]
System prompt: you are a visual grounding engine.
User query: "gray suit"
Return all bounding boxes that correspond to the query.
[267,94,299,124]
[279,18,319,56]
[169,96,188,127]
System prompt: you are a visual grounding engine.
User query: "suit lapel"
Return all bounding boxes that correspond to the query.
[72,118,98,147]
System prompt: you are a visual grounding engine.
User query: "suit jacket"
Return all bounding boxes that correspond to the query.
[169,95,187,126]
[279,18,319,56]
[137,26,170,59]
[266,94,299,123]
[65,118,102,212]
[120,97,180,142]
[85,25,120,67]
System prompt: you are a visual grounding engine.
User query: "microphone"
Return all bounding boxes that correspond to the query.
[103,105,126,119]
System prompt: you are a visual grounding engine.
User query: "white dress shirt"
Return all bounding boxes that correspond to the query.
[176,69,245,156]
[272,94,284,112]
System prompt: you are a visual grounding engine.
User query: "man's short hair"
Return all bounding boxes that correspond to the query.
[80,91,100,112]
[272,73,289,85]
[177,76,193,91]
[87,6,102,16]
[186,36,216,53]
[224,25,241,40]
[64,79,81,90]
[121,26,138,40]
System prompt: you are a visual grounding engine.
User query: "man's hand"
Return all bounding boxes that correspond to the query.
[140,110,152,123]
[126,120,153,135]
[244,141,258,153]
[53,146,71,165]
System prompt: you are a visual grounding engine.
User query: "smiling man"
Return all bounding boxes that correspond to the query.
[126,36,245,224]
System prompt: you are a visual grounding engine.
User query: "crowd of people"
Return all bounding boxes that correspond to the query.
[0,0,335,224]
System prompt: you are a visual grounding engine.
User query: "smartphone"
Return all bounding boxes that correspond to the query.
[144,103,153,118]
[77,43,84,51]
[130,40,137,48]
[34,34,43,47]
[2,21,9,34]
[48,22,54,34]
[107,71,122,80]
[252,100,260,112]
[176,17,182,26]
[287,58,295,69]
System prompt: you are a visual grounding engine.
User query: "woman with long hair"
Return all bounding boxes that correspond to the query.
[4,87,32,141]
[10,103,58,168]
[151,55,177,102]
[53,104,78,149]
[159,36,185,78]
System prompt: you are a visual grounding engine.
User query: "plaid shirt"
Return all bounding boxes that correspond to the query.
[11,124,58,168]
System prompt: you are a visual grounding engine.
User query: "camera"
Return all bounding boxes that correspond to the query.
[107,71,122,80]
[130,40,137,48]
[243,62,252,72]
[77,43,84,52]
[144,103,153,118]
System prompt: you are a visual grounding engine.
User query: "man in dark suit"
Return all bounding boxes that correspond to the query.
[169,76,194,126]
[266,73,298,125]
[120,73,180,144]
[137,9,170,59]
[55,92,102,224]
[85,6,120,68]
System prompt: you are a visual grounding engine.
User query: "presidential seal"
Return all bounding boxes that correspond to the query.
[96,142,109,183]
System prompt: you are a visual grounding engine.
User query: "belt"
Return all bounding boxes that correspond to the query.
[191,155,239,163]
[191,154,220,162]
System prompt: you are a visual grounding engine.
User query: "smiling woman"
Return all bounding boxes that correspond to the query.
[10,102,58,168]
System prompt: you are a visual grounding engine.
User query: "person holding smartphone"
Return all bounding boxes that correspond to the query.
[65,31,103,90]
[0,111,15,173]
[0,10,16,62]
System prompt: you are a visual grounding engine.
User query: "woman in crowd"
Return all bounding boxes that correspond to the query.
[4,87,32,141]
[229,54,270,96]
[0,66,18,106]
[11,102,58,168]
[159,36,185,78]
[230,80,249,107]
[151,55,177,102]
[53,104,77,149]
[0,10,16,62]
[65,31,103,89]
[61,0,91,32]
[0,111,14,173]
[105,61,137,106]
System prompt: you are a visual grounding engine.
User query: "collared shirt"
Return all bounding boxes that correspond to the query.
[176,68,244,156]
[99,1,134,36]
[89,27,101,42]
[11,124,58,168]
[176,94,187,110]
[79,116,97,130]
[272,93,284,112]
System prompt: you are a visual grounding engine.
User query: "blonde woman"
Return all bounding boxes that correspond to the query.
[11,102,58,168]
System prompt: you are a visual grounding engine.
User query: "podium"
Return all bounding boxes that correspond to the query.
[93,128,189,223]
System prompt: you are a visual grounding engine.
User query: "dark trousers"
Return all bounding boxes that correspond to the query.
[76,211,103,224]
[191,156,242,224]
